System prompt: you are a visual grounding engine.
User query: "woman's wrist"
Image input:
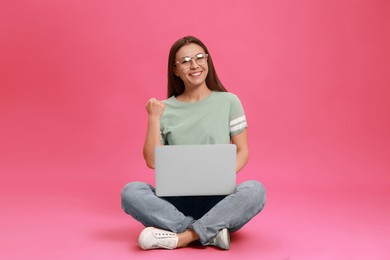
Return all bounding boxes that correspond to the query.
[148,114,161,122]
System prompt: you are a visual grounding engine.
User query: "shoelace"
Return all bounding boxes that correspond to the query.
[154,231,176,238]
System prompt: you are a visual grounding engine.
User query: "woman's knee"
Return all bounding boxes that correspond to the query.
[239,180,266,206]
[121,182,152,210]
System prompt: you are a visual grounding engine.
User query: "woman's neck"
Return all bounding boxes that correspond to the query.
[177,85,212,103]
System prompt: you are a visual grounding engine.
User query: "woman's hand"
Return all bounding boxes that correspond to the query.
[145,98,165,118]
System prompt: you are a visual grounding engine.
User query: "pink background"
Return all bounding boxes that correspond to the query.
[1,0,389,259]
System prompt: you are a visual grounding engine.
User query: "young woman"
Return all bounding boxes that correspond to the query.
[121,36,266,250]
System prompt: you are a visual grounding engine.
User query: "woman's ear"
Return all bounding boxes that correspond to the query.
[173,66,180,77]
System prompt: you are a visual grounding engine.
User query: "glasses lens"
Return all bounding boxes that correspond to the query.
[176,53,208,69]
[195,53,207,65]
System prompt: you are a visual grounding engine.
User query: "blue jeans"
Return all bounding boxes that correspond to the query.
[121,180,266,245]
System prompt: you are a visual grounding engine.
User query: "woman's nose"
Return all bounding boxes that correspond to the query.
[190,58,199,68]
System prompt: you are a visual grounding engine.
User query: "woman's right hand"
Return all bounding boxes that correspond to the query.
[145,98,165,118]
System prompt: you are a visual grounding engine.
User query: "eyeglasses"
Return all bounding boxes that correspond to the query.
[174,53,209,69]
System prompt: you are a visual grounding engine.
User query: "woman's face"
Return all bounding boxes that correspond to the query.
[173,43,209,89]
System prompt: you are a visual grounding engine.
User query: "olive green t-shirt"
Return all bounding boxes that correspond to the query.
[160,91,247,145]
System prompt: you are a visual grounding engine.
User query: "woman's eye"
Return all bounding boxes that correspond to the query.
[181,57,191,64]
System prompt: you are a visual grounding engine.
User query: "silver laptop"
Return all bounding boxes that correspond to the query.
[155,144,236,197]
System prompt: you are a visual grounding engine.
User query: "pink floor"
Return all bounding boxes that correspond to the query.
[1,141,389,260]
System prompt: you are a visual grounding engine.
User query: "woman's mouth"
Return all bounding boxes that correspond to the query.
[189,71,202,77]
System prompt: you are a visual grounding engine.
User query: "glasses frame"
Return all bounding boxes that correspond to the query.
[174,53,209,69]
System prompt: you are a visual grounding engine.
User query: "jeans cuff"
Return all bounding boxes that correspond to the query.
[190,221,209,245]
[176,216,195,233]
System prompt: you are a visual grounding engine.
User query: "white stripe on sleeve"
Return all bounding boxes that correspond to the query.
[230,122,247,133]
[230,115,246,126]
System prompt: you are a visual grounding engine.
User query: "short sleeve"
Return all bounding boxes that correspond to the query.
[229,95,248,136]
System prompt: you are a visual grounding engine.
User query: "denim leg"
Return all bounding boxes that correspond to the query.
[191,180,266,245]
[121,182,194,233]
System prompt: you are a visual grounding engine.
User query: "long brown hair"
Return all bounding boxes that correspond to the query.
[167,36,227,98]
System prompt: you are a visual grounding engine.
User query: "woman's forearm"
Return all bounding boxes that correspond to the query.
[231,129,249,173]
[236,148,249,173]
[143,116,162,169]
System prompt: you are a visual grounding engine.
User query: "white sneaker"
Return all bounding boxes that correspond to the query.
[209,228,230,250]
[138,227,178,250]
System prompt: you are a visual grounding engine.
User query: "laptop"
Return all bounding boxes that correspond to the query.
[155,144,236,197]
